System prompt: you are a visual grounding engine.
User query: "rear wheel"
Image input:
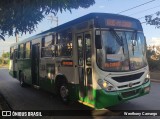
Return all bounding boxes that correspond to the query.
[19,72,25,87]
[59,83,69,104]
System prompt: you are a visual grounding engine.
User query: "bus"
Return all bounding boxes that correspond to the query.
[9,13,150,109]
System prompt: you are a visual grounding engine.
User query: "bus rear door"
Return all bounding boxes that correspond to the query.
[31,44,40,86]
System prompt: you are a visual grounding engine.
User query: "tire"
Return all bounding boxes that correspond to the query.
[59,83,69,104]
[19,72,25,87]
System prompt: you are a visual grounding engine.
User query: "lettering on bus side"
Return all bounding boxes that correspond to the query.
[61,60,73,67]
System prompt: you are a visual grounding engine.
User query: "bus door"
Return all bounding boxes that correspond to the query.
[76,32,92,101]
[32,44,40,86]
[13,49,17,77]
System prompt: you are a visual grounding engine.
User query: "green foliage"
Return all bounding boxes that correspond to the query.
[0,58,2,64]
[0,52,10,65]
[2,52,9,58]
[145,11,160,28]
[0,0,95,38]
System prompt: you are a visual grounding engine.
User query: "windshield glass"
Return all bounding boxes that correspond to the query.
[96,30,147,72]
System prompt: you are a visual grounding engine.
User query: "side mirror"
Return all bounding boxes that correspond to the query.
[144,36,147,52]
[132,39,136,46]
[51,45,55,56]
[95,31,102,49]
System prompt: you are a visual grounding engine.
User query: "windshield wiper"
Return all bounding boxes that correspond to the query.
[131,31,137,55]
[110,29,123,46]
[110,29,124,54]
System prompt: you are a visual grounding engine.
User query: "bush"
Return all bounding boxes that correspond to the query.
[0,58,2,64]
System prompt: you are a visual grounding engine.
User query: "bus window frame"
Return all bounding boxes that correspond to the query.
[18,43,24,59]
[10,47,14,59]
[41,35,55,58]
[56,31,73,57]
[24,41,31,59]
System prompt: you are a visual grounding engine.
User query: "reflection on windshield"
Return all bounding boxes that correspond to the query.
[96,30,147,72]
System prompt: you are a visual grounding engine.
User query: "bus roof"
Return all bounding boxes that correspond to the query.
[11,13,142,47]
[38,12,142,35]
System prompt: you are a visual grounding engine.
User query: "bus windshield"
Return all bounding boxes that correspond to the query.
[96,30,147,72]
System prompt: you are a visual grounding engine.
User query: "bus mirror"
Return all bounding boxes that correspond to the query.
[131,39,136,46]
[51,45,55,51]
[51,45,55,56]
[144,36,147,51]
[95,35,102,49]
[144,36,147,44]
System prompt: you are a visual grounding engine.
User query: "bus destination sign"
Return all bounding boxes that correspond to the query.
[106,19,133,28]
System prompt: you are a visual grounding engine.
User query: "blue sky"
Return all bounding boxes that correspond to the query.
[1,0,160,55]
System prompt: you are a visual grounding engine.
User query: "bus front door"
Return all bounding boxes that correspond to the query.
[76,32,92,102]
[32,44,40,86]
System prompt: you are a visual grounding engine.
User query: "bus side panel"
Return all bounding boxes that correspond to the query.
[9,60,14,77]
[17,59,32,85]
[59,65,79,101]
[23,59,32,84]
[39,58,55,93]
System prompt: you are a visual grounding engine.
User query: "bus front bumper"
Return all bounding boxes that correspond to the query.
[95,81,150,109]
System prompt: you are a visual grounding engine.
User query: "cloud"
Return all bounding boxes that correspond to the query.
[147,37,160,46]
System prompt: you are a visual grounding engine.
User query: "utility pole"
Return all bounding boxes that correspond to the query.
[48,15,58,27]
[16,33,19,42]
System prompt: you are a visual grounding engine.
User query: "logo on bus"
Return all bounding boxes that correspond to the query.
[128,82,133,87]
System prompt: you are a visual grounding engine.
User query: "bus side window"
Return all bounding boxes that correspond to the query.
[85,34,91,66]
[24,42,31,58]
[18,44,24,59]
[57,32,72,57]
[51,34,55,57]
[10,47,14,59]
[24,43,26,58]
[14,49,18,62]
[41,35,55,58]
[77,36,83,66]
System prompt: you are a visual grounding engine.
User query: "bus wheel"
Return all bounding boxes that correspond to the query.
[20,73,25,87]
[59,83,69,104]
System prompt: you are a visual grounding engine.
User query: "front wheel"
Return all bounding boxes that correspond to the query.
[59,83,69,104]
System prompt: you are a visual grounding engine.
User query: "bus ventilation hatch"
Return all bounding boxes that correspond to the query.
[112,72,144,82]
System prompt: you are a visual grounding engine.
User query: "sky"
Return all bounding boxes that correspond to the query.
[1,0,160,55]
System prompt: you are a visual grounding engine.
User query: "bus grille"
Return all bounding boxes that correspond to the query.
[121,89,140,98]
[112,72,144,82]
[118,82,140,89]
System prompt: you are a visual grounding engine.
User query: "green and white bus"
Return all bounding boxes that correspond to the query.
[9,13,150,109]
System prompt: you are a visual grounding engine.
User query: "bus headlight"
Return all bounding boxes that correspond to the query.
[143,73,150,84]
[98,79,116,91]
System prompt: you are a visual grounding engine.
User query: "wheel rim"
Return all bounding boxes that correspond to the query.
[20,77,22,85]
[20,80,22,85]
[20,74,24,86]
[60,85,68,100]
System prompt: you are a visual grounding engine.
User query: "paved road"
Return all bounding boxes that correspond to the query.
[0,68,160,119]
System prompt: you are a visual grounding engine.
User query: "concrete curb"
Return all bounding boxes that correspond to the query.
[150,79,160,83]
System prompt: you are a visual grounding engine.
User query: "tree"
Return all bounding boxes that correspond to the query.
[0,52,10,65]
[2,52,10,58]
[145,11,160,28]
[0,0,95,40]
